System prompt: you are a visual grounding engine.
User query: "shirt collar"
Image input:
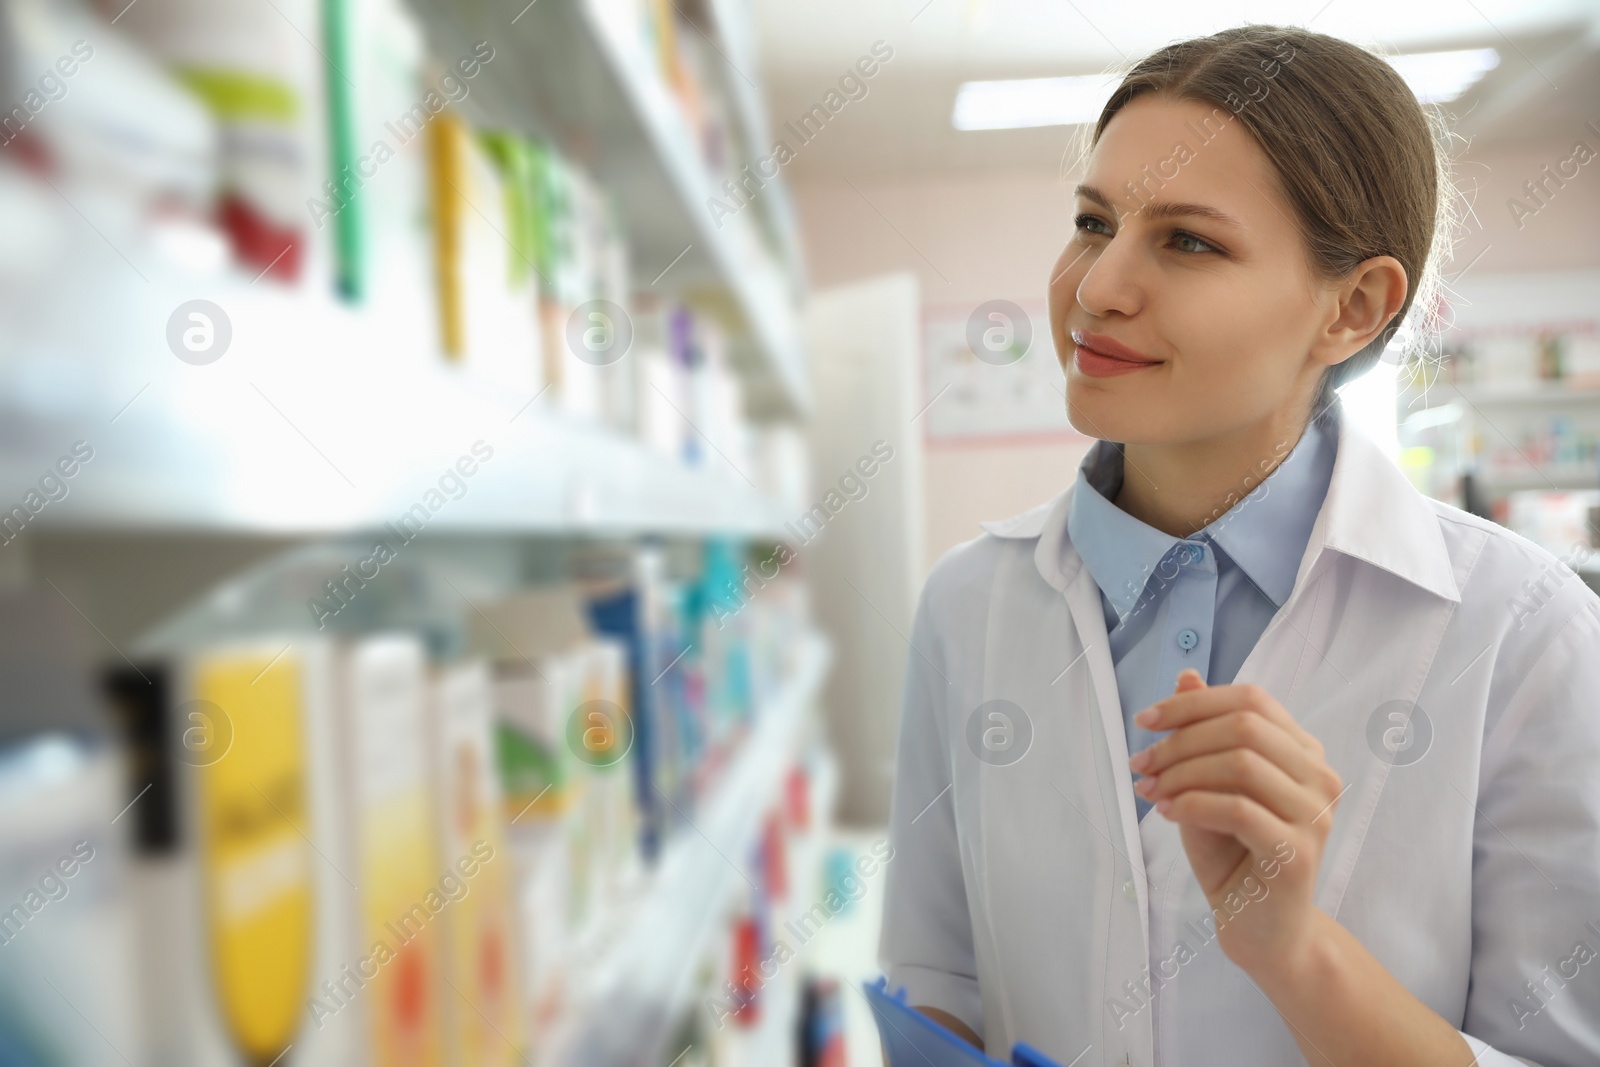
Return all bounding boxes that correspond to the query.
[1063,441,1185,621]
[978,399,1461,605]
[1062,417,1332,622]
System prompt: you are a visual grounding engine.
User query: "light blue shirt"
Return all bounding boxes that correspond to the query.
[1066,410,1338,822]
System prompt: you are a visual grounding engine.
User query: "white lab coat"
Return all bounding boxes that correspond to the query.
[880,407,1600,1067]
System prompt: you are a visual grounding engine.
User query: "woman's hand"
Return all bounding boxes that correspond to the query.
[1128,671,1475,1066]
[1127,669,1345,978]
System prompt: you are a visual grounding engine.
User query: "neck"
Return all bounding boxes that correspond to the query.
[1113,409,1315,539]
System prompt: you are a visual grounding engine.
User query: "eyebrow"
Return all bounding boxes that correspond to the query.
[1074,183,1245,230]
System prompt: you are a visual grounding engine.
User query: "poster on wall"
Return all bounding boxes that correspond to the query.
[921,299,1080,442]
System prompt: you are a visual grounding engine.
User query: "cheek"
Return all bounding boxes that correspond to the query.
[1048,250,1087,347]
[1048,244,1087,301]
[1164,272,1292,377]
[1203,290,1312,384]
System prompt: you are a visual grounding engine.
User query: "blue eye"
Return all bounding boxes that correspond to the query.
[1171,230,1218,254]
[1073,214,1220,255]
[1074,214,1110,236]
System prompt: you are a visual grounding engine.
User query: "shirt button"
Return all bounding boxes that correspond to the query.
[1177,628,1199,651]
[1123,878,1137,901]
[1184,544,1203,563]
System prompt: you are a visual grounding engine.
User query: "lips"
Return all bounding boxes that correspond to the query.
[1070,329,1162,379]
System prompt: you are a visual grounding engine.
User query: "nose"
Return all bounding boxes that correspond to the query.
[1072,225,1145,320]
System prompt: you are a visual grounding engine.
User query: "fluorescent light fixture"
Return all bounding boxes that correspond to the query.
[952,73,1122,131]
[1385,47,1500,103]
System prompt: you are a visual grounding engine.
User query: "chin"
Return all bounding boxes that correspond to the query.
[1064,377,1160,444]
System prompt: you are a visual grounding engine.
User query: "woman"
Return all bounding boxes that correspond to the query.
[879,24,1600,1067]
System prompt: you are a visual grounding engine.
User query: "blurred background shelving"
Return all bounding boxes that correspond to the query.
[1396,270,1600,587]
[404,0,810,417]
[0,0,867,1065]
[0,0,814,555]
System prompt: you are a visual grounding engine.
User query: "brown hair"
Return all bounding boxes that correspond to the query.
[1078,25,1457,419]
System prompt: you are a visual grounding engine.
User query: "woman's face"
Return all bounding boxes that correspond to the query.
[1048,93,1337,446]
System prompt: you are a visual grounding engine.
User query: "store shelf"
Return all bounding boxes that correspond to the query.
[698,0,810,291]
[0,239,793,540]
[1404,380,1600,407]
[700,0,773,157]
[1473,464,1599,490]
[1397,377,1600,500]
[401,0,810,419]
[557,631,832,1067]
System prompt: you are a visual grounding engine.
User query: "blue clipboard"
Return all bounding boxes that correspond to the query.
[862,976,1063,1067]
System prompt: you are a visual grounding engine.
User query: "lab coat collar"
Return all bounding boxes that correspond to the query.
[977,400,1462,605]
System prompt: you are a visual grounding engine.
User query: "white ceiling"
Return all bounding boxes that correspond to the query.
[752,0,1600,177]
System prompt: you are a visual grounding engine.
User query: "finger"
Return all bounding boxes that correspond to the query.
[1139,681,1317,751]
[1157,788,1293,858]
[1132,710,1329,789]
[1146,682,1297,734]
[1139,747,1325,825]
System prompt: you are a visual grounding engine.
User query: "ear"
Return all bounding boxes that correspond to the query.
[1311,254,1408,371]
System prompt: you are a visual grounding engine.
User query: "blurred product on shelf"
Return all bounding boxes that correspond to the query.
[339,636,449,1066]
[430,659,523,1067]
[760,805,788,899]
[728,913,766,1026]
[0,733,139,1066]
[821,847,865,919]
[798,976,848,1067]
[785,764,811,832]
[0,591,140,1067]
[629,298,759,477]
[634,296,694,459]
[7,0,216,233]
[428,112,543,395]
[321,0,360,298]
[751,422,815,516]
[533,140,632,424]
[1505,489,1600,562]
[188,643,349,1066]
[105,0,318,282]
